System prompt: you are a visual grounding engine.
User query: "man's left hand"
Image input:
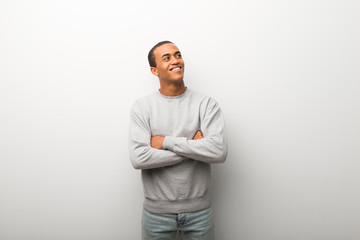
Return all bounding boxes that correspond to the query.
[150,136,165,149]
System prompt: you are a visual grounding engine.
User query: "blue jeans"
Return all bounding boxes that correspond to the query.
[142,207,214,240]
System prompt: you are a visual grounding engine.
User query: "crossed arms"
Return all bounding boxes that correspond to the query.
[129,99,227,170]
[150,130,203,149]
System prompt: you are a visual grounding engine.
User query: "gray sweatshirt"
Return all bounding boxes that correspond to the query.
[129,88,227,214]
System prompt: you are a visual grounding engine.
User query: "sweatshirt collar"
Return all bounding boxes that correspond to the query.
[156,87,190,99]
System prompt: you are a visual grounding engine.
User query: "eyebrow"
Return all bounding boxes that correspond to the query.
[161,51,181,58]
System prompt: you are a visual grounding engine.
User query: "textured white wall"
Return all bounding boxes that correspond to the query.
[1,1,359,239]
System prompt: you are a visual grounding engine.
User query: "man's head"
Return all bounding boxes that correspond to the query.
[148,41,185,83]
[148,41,173,68]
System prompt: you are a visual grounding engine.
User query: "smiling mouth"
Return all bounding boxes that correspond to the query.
[170,66,182,72]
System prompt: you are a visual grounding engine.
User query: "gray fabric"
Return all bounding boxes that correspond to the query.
[129,88,227,214]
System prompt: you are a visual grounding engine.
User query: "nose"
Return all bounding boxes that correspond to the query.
[171,56,180,64]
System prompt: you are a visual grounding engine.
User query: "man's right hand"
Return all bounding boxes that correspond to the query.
[193,130,203,140]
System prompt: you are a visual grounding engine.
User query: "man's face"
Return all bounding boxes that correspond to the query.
[151,43,185,82]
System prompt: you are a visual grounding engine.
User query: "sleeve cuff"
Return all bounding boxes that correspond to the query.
[162,136,176,151]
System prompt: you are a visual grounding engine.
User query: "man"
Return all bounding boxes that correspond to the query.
[129,40,227,240]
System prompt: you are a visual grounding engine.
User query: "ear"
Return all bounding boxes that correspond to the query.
[150,67,159,76]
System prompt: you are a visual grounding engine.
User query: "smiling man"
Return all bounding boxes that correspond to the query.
[129,41,227,240]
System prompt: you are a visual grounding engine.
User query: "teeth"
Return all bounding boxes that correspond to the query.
[171,67,180,71]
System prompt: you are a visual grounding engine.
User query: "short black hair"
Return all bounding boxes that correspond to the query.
[148,40,174,67]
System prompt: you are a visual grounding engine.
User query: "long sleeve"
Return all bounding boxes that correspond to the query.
[129,101,186,170]
[162,98,227,164]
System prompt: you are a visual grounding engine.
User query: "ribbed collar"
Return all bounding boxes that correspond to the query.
[155,87,190,99]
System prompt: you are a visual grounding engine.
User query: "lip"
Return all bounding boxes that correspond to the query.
[169,66,182,72]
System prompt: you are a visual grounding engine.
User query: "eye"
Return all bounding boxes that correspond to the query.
[176,53,182,58]
[163,56,170,61]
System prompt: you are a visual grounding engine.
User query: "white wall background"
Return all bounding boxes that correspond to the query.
[1,0,359,239]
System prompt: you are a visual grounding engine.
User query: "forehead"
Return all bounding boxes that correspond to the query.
[153,43,180,58]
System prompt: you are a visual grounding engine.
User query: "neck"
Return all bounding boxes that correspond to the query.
[159,79,186,96]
